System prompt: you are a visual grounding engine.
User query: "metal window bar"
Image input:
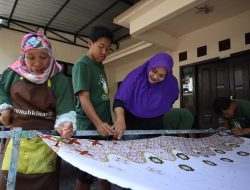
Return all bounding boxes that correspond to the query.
[0,126,218,190]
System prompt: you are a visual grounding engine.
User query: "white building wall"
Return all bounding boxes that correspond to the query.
[173,10,250,68]
[172,10,250,106]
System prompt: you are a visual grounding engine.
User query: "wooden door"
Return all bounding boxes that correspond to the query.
[229,53,250,100]
[196,51,250,129]
[197,59,230,129]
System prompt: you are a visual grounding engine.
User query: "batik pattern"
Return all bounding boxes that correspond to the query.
[41,132,250,190]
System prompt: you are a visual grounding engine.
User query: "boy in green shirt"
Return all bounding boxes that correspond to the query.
[72,26,113,190]
[213,97,250,136]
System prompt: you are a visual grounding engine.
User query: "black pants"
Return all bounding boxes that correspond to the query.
[77,169,95,184]
[125,110,163,130]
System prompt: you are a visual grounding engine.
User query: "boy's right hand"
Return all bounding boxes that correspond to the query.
[96,122,114,137]
[1,109,13,126]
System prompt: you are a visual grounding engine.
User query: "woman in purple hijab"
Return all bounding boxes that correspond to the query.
[113,52,179,139]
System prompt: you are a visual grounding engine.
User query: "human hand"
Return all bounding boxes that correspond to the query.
[96,122,114,137]
[1,109,13,126]
[231,128,249,136]
[56,121,74,138]
[112,120,126,140]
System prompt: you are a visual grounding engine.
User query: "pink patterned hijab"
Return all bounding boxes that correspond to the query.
[9,32,62,84]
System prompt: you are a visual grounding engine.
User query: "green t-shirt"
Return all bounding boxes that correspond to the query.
[0,68,74,116]
[231,99,250,128]
[163,108,194,130]
[72,55,112,130]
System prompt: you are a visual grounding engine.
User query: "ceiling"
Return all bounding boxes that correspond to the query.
[156,0,250,37]
[0,0,140,49]
[1,0,249,50]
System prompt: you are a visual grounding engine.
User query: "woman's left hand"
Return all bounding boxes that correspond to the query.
[56,121,75,138]
[112,120,126,140]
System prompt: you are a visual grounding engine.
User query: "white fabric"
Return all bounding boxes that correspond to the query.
[41,132,250,190]
[0,103,13,113]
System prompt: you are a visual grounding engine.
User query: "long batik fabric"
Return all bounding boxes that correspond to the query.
[41,132,250,190]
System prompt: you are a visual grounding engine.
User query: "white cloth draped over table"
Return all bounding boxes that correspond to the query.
[41,132,250,190]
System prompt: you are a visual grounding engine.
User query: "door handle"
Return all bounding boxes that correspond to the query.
[203,114,213,122]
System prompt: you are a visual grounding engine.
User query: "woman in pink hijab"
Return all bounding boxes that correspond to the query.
[0,32,76,190]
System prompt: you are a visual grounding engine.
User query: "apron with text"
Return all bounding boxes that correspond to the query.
[0,78,60,190]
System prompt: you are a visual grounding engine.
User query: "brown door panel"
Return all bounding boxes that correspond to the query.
[229,55,250,100]
[181,51,250,129]
[197,60,230,129]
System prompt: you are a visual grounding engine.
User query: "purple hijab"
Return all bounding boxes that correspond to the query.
[115,52,179,118]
